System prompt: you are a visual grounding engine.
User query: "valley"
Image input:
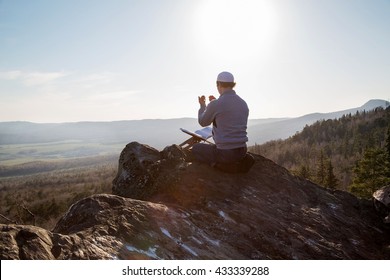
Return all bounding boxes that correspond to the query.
[0,99,388,230]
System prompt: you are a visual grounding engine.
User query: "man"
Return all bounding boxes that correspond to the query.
[191,71,253,172]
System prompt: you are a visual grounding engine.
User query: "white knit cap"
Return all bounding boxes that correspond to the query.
[217,71,234,83]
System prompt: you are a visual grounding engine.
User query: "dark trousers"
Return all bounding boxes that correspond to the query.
[192,143,247,166]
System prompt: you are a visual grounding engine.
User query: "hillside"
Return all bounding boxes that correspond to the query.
[247,99,389,143]
[1,142,389,260]
[250,106,390,195]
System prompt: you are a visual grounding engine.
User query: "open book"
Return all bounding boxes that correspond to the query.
[180,127,213,141]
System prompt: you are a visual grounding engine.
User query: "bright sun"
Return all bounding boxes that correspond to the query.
[194,0,278,61]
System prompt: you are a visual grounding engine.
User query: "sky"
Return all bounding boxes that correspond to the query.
[0,0,389,122]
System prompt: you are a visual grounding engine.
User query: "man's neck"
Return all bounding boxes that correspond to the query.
[220,88,234,95]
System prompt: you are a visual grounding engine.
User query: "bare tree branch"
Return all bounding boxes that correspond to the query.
[0,213,17,224]
[21,204,36,226]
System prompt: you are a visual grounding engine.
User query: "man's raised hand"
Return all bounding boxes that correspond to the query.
[208,95,216,102]
[198,95,206,106]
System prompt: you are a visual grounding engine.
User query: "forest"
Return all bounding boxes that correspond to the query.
[0,157,117,230]
[249,106,390,198]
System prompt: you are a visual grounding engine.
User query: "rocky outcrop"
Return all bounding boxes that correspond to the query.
[1,142,389,259]
[373,185,390,224]
[0,220,122,260]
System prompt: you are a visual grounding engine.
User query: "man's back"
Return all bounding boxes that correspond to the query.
[207,90,248,149]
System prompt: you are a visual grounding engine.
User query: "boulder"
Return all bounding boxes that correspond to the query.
[373,185,390,224]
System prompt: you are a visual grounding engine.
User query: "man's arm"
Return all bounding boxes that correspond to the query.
[198,96,217,127]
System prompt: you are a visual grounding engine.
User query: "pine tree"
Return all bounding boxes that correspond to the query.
[386,126,390,168]
[296,164,311,180]
[324,159,338,189]
[350,147,390,198]
[316,150,326,185]
[384,126,390,178]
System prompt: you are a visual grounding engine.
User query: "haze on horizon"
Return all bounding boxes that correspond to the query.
[0,0,389,123]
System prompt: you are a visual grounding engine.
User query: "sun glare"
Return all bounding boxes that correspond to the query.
[194,0,278,61]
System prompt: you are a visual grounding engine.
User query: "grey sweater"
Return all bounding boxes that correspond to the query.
[198,90,249,149]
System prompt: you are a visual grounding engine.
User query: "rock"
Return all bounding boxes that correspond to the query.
[111,142,161,199]
[373,185,390,224]
[1,142,389,259]
[0,225,54,260]
[0,211,123,260]
[112,142,187,200]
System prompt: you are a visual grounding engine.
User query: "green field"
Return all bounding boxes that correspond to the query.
[0,140,126,178]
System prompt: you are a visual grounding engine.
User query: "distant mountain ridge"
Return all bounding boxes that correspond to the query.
[0,99,388,149]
